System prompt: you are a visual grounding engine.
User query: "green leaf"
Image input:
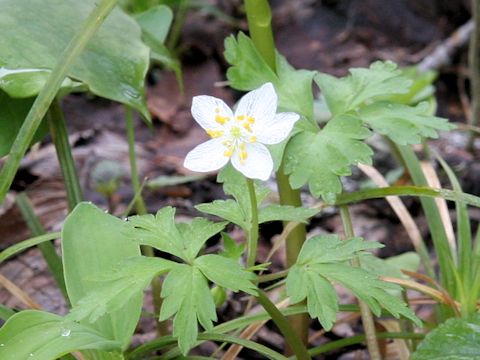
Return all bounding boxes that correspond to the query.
[0,310,121,360]
[225,32,316,120]
[358,101,454,145]
[284,114,373,201]
[0,92,48,157]
[219,232,245,260]
[128,207,226,262]
[195,254,258,295]
[361,252,420,280]
[315,61,412,115]
[135,5,182,88]
[62,202,142,349]
[412,315,480,360]
[286,235,420,329]
[159,264,217,355]
[258,204,319,224]
[68,256,174,323]
[195,199,246,229]
[0,0,150,118]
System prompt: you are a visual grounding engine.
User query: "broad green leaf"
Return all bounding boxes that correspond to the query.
[0,304,15,321]
[315,61,412,115]
[62,203,142,349]
[284,114,373,201]
[258,204,319,224]
[0,310,121,360]
[128,207,226,262]
[225,32,316,120]
[0,0,150,118]
[159,264,217,355]
[359,101,453,145]
[0,92,48,157]
[80,350,125,360]
[286,235,420,329]
[195,254,258,295]
[390,67,437,105]
[68,256,174,323]
[361,252,420,279]
[412,315,480,360]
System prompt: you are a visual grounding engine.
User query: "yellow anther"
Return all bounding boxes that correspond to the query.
[249,136,257,143]
[222,140,232,146]
[206,129,224,138]
[240,142,246,150]
[243,122,253,132]
[236,115,245,121]
[240,150,248,163]
[224,149,233,157]
[215,107,220,113]
[215,114,229,124]
[247,116,255,124]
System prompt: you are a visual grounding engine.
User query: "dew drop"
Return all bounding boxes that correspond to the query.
[29,353,34,357]
[104,209,109,213]
[0,343,4,347]
[61,328,71,337]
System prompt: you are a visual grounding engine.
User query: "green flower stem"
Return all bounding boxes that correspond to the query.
[124,105,166,335]
[47,99,83,210]
[244,0,309,345]
[0,0,119,203]
[166,0,190,52]
[257,291,312,360]
[246,178,259,268]
[15,193,67,299]
[340,205,381,360]
[257,269,289,283]
[124,106,147,215]
[303,332,424,358]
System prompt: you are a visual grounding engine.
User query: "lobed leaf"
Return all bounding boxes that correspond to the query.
[258,204,319,224]
[284,114,373,201]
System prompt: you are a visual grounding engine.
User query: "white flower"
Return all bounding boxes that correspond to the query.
[184,83,300,181]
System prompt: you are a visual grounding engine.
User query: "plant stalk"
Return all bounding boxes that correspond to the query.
[125,106,166,336]
[467,0,480,149]
[246,178,260,267]
[340,205,381,360]
[47,99,83,210]
[244,0,309,346]
[15,193,67,299]
[0,0,119,203]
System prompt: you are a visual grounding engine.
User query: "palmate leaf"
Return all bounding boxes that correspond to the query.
[286,235,420,329]
[284,114,373,202]
[315,61,412,115]
[127,207,226,262]
[359,101,454,145]
[224,32,316,120]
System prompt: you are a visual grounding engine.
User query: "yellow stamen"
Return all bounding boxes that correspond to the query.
[236,115,245,121]
[215,114,229,124]
[249,136,257,143]
[206,129,224,138]
[243,123,253,132]
[247,116,255,124]
[224,149,233,157]
[240,150,248,164]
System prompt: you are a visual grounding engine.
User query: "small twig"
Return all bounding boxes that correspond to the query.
[0,274,42,310]
[417,20,473,72]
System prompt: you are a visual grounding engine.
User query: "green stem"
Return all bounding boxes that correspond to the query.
[47,99,83,210]
[246,178,259,267]
[124,106,147,215]
[340,205,381,360]
[303,332,424,358]
[257,269,289,283]
[467,0,480,149]
[243,0,309,346]
[257,291,311,360]
[166,0,190,51]
[0,0,119,203]
[0,232,61,264]
[124,106,166,335]
[15,193,67,299]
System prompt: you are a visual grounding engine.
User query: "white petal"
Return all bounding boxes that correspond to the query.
[184,138,229,172]
[256,112,300,144]
[191,95,233,130]
[231,142,273,181]
[235,83,277,127]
